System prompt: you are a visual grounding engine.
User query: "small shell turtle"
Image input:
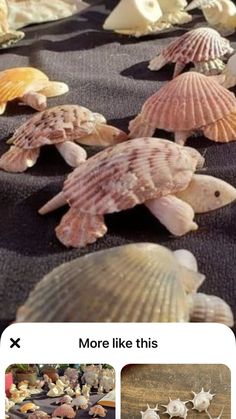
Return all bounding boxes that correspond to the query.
[53,404,76,418]
[141,404,160,419]
[190,388,215,412]
[149,27,233,77]
[0,67,68,115]
[15,242,234,325]
[162,399,188,419]
[20,403,39,414]
[186,0,236,35]
[89,405,107,417]
[129,72,236,144]
[57,395,73,405]
[72,395,88,410]
[0,104,127,172]
[38,137,236,247]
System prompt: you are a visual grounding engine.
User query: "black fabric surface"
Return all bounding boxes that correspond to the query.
[8,392,114,418]
[0,2,236,332]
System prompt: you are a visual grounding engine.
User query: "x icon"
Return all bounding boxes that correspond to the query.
[10,338,21,348]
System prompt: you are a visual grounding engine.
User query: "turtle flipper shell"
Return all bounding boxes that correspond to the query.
[16,243,203,322]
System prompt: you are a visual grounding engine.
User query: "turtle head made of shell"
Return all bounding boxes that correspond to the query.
[175,174,236,213]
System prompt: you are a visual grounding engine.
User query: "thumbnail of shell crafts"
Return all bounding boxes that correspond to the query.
[0,0,235,332]
[5,364,115,419]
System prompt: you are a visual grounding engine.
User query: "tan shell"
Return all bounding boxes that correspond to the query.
[16,242,206,322]
[0,104,127,172]
[89,405,107,417]
[28,412,50,419]
[219,53,236,88]
[20,403,39,414]
[203,109,236,142]
[53,404,76,418]
[129,72,236,136]
[62,138,201,215]
[188,293,234,326]
[149,27,232,76]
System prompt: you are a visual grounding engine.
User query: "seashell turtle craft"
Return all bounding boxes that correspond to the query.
[186,0,236,35]
[103,0,171,37]
[89,405,107,418]
[0,0,24,48]
[148,27,233,77]
[15,242,234,325]
[140,404,160,419]
[28,412,50,419]
[20,403,39,414]
[129,72,236,144]
[37,137,236,247]
[162,399,188,419]
[0,67,69,115]
[53,404,76,419]
[0,104,127,172]
[57,395,73,405]
[72,395,89,410]
[190,388,215,412]
[158,0,192,25]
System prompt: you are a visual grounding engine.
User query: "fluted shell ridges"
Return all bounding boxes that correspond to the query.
[16,243,204,323]
[159,27,232,63]
[131,72,236,132]
[62,138,199,214]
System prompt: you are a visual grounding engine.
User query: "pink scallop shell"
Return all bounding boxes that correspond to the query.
[203,109,236,142]
[129,72,236,134]
[62,138,200,215]
[154,27,232,65]
[53,404,76,418]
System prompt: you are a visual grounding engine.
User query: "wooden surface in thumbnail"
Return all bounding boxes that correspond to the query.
[121,364,230,419]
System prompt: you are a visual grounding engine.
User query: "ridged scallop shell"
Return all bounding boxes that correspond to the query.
[190,388,215,412]
[16,243,205,323]
[0,67,49,103]
[53,404,76,418]
[188,293,234,327]
[203,109,236,142]
[149,27,232,76]
[89,405,107,417]
[129,72,236,136]
[162,399,188,419]
[62,138,201,214]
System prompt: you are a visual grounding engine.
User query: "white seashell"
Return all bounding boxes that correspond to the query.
[186,0,236,34]
[190,388,215,412]
[158,0,192,24]
[103,0,163,31]
[162,398,188,418]
[220,53,236,88]
[141,404,160,419]
[173,249,198,272]
[5,397,15,412]
[188,293,234,327]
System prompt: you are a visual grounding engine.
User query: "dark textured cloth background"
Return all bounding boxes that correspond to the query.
[8,392,114,418]
[0,2,236,332]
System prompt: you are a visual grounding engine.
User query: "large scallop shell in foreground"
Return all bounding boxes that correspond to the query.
[16,243,204,323]
[129,72,236,133]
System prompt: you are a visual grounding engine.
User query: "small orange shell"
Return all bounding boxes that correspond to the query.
[0,67,49,104]
[62,138,200,215]
[20,403,39,414]
[89,405,107,417]
[53,404,76,418]
[203,109,236,142]
[129,72,236,134]
[149,27,232,73]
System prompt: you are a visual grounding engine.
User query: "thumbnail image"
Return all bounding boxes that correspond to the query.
[5,364,115,418]
[121,364,230,419]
